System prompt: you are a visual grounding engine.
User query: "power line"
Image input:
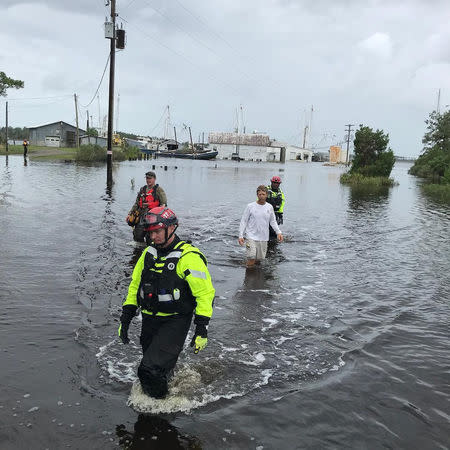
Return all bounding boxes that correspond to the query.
[123,1,269,92]
[118,14,241,95]
[4,94,72,101]
[80,53,111,108]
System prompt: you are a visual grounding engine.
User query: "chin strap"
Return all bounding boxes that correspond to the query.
[151,224,178,248]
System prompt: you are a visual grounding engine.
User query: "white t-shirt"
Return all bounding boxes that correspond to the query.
[239,201,281,241]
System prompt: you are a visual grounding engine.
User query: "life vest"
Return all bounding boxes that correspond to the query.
[267,186,283,211]
[138,184,160,210]
[137,240,207,315]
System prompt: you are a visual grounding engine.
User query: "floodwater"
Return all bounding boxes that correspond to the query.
[0,155,449,450]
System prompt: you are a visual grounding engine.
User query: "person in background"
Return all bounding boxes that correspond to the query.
[238,185,283,267]
[126,171,167,242]
[118,206,215,399]
[266,175,286,239]
[23,139,28,157]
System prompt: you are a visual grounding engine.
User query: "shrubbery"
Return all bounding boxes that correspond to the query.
[408,110,450,203]
[75,144,139,162]
[75,144,107,162]
[341,125,395,185]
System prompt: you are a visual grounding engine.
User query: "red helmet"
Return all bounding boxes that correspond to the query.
[271,175,281,183]
[143,206,178,232]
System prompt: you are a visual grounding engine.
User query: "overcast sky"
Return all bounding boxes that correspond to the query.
[1,0,449,156]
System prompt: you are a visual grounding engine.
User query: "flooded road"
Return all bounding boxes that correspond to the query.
[1,156,449,449]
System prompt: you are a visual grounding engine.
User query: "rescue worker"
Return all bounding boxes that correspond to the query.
[126,171,167,242]
[266,175,285,238]
[23,139,28,157]
[118,206,215,399]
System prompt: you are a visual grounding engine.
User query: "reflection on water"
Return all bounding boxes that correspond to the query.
[116,415,202,449]
[348,183,390,210]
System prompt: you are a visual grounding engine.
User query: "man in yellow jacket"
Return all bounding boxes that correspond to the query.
[118,206,215,399]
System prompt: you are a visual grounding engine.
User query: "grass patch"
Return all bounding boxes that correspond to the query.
[0,144,26,155]
[75,144,127,162]
[422,183,450,203]
[340,172,396,186]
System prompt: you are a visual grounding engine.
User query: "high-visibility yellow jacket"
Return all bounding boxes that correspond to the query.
[266,186,286,213]
[123,239,215,320]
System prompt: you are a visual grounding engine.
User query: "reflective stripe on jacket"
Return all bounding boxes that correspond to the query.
[266,185,285,213]
[123,240,215,318]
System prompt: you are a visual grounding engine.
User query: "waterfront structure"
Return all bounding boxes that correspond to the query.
[28,121,85,148]
[329,145,348,164]
[80,135,107,147]
[208,132,313,162]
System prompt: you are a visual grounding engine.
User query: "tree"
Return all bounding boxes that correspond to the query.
[350,125,395,177]
[87,127,98,137]
[0,72,24,97]
[409,110,450,182]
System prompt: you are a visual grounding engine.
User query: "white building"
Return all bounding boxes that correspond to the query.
[209,132,313,162]
[272,141,313,162]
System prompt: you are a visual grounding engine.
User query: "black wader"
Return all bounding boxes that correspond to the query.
[138,312,193,398]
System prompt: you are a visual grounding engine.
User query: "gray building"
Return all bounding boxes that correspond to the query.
[29,121,85,148]
[80,135,107,147]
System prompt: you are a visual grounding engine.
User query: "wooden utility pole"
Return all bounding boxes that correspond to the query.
[188,126,194,150]
[86,110,90,144]
[345,124,354,164]
[5,101,8,153]
[106,0,116,177]
[74,94,80,148]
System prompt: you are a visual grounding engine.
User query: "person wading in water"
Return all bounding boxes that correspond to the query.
[119,206,215,399]
[126,171,167,242]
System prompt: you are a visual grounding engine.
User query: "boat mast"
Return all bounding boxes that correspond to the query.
[163,105,171,139]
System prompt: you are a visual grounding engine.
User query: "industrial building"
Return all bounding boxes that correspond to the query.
[28,121,85,147]
[208,132,313,162]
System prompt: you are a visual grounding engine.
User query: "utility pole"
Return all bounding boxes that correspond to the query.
[345,124,354,164]
[106,0,117,179]
[97,95,101,131]
[116,92,120,134]
[74,94,79,149]
[5,101,8,153]
[173,126,177,144]
[188,126,194,150]
[86,110,90,145]
[437,88,441,114]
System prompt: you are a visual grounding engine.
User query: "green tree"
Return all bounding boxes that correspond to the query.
[409,110,450,182]
[87,127,98,137]
[0,72,24,97]
[350,125,395,177]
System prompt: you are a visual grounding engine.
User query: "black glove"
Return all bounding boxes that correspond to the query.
[190,315,209,353]
[118,305,137,344]
[190,324,208,353]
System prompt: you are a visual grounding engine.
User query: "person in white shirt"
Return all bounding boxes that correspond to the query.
[238,185,283,267]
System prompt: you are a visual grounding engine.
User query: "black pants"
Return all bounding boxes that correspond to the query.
[133,224,146,242]
[138,313,193,398]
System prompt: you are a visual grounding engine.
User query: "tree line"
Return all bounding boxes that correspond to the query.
[0,127,29,143]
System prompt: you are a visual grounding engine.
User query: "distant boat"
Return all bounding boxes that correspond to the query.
[155,149,218,160]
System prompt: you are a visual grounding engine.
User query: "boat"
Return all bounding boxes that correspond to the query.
[155,150,218,160]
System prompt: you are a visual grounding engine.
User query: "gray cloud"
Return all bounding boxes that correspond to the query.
[1,0,450,156]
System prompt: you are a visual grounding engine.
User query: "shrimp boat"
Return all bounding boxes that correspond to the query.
[155,148,218,160]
